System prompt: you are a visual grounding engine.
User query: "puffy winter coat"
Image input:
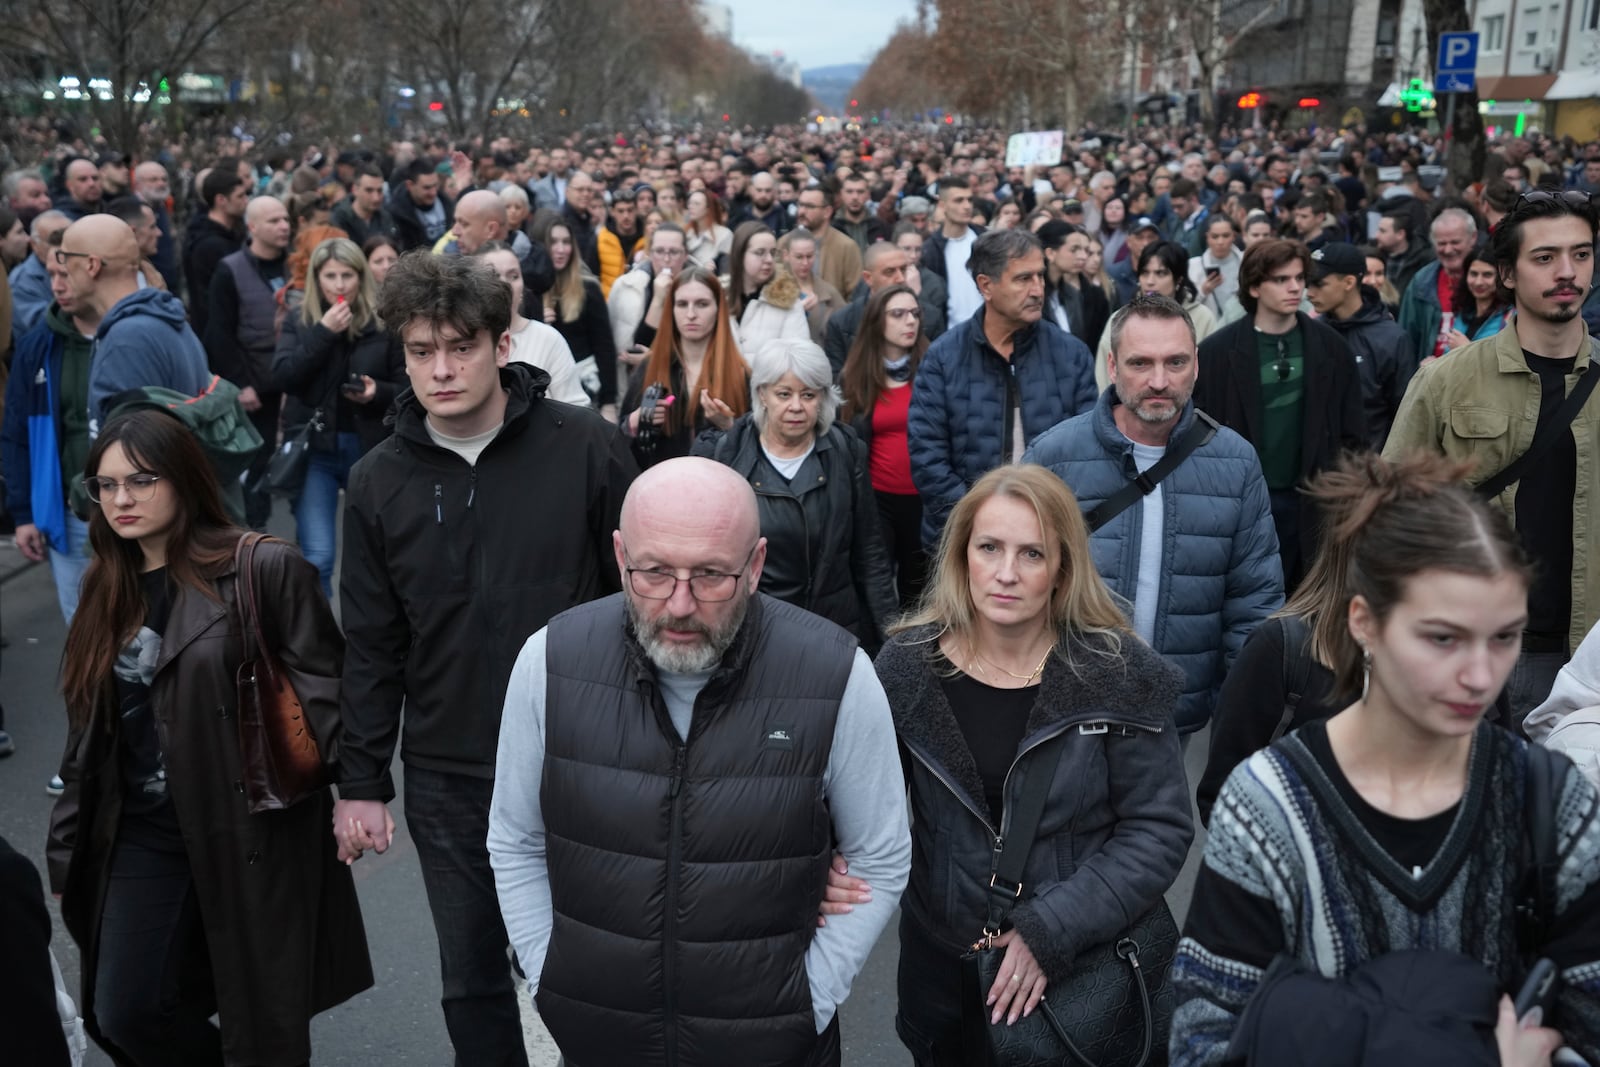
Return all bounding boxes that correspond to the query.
[1023,390,1284,732]
[908,308,1096,546]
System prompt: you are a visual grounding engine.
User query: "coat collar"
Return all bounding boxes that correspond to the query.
[1089,386,1198,458]
[1487,314,1596,374]
[878,626,1182,822]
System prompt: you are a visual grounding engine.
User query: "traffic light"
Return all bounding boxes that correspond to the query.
[1237,92,1262,109]
[722,113,730,122]
[1298,98,1321,108]
[850,99,858,107]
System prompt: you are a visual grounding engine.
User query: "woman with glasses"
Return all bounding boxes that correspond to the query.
[695,338,897,652]
[270,237,404,597]
[48,409,371,1067]
[728,221,809,356]
[840,284,930,608]
[876,464,1191,1065]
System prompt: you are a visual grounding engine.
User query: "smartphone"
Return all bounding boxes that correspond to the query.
[1205,266,1221,279]
[1514,958,1560,1026]
[340,373,365,398]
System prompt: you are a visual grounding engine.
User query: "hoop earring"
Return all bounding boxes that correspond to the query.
[1360,645,1372,703]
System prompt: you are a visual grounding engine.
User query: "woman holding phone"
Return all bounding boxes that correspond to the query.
[270,238,404,596]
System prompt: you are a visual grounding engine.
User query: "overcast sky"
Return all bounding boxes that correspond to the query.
[725,0,916,70]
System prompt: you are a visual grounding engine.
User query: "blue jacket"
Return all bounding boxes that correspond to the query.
[1022,390,1284,731]
[1398,260,1445,363]
[8,256,52,346]
[0,315,70,549]
[87,288,211,433]
[909,308,1096,546]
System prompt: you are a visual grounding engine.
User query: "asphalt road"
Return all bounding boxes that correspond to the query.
[0,527,1207,1066]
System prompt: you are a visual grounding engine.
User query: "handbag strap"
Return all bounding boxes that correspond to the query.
[983,737,1064,934]
[1271,615,1315,743]
[1477,347,1599,501]
[1516,741,1561,962]
[233,532,279,690]
[1083,409,1219,533]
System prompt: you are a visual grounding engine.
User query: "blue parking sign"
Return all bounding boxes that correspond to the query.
[1435,31,1478,93]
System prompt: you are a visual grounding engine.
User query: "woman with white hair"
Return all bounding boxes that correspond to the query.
[694,338,899,651]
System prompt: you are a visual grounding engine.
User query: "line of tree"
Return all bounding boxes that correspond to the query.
[0,0,815,152]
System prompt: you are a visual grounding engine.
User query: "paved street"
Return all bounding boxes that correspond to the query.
[0,529,1207,1066]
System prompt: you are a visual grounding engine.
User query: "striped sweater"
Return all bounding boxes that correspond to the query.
[1170,721,1600,1066]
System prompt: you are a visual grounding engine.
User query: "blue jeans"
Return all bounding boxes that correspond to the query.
[403,766,530,1067]
[291,433,361,598]
[49,512,92,624]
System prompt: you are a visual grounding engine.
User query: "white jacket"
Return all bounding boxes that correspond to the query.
[1525,623,1600,789]
[736,297,809,359]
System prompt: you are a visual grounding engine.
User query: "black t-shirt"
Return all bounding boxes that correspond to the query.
[937,655,1035,825]
[1301,720,1457,873]
[1516,351,1578,647]
[116,567,183,849]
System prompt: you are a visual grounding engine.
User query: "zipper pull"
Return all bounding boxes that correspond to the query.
[434,483,443,524]
[669,746,687,798]
[467,468,477,509]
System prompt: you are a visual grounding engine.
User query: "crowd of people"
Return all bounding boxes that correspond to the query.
[0,113,1599,1067]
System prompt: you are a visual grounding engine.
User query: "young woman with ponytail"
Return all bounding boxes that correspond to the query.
[1172,450,1600,1067]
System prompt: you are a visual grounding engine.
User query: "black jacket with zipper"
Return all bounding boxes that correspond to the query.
[1321,286,1418,449]
[875,627,1192,980]
[271,313,406,455]
[336,363,639,800]
[695,415,898,653]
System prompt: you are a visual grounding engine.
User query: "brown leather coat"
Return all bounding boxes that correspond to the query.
[48,536,372,1066]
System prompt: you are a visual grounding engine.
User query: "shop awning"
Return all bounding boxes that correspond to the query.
[1476,75,1558,102]
[1547,69,1600,100]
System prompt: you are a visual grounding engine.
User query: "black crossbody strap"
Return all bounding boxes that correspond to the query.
[1516,743,1561,961]
[985,737,1066,929]
[1084,410,1220,533]
[1478,346,1600,501]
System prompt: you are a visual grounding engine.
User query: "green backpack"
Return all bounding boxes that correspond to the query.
[103,375,265,524]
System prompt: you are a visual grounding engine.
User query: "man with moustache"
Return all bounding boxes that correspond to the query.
[1389,191,1600,724]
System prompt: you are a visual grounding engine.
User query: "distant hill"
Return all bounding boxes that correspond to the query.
[803,63,868,116]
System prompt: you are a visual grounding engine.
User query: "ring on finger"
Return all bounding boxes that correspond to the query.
[1011,974,1022,983]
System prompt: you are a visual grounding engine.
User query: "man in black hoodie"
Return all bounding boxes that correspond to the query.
[1306,242,1417,448]
[332,253,635,1067]
[387,157,455,253]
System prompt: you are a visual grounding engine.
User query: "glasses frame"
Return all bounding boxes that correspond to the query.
[1273,337,1292,382]
[53,249,94,267]
[624,544,758,603]
[84,473,162,504]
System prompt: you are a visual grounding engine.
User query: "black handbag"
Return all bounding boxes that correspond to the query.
[967,736,1179,1067]
[259,409,322,495]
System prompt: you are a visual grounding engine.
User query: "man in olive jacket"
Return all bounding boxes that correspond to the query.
[1385,191,1600,722]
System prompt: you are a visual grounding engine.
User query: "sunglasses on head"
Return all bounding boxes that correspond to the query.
[1516,190,1594,211]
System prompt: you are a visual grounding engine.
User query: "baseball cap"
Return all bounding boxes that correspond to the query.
[1131,216,1160,235]
[900,195,932,217]
[96,151,130,167]
[1308,242,1366,282]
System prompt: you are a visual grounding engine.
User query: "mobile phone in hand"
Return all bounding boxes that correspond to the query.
[340,373,365,397]
[1514,958,1560,1026]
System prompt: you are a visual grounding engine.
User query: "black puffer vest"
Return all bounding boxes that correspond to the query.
[219,248,279,387]
[539,593,856,1066]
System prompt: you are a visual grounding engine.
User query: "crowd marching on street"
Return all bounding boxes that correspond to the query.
[2,110,1600,1067]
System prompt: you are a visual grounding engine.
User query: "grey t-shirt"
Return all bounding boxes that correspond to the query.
[1129,439,1166,643]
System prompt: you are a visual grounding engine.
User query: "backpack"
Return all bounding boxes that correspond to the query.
[104,375,264,525]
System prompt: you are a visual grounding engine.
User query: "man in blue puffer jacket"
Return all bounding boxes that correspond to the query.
[1024,294,1283,734]
[909,228,1096,548]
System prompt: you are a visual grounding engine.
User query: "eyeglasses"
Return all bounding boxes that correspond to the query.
[53,249,92,266]
[625,544,757,603]
[887,307,922,321]
[1273,337,1292,382]
[84,473,162,503]
[1516,190,1593,210]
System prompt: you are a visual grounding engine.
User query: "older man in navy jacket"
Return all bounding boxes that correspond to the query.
[1024,294,1283,736]
[908,228,1096,547]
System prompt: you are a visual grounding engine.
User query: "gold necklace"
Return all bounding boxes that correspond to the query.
[971,644,1054,683]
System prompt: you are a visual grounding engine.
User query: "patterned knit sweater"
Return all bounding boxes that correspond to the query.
[1170,721,1600,1066]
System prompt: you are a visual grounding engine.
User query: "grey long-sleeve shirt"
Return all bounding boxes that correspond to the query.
[488,629,910,1033]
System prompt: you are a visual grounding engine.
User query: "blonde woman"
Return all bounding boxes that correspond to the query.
[531,214,616,414]
[270,237,404,594]
[875,464,1191,1064]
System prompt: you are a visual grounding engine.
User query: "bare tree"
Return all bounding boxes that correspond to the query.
[0,0,305,150]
